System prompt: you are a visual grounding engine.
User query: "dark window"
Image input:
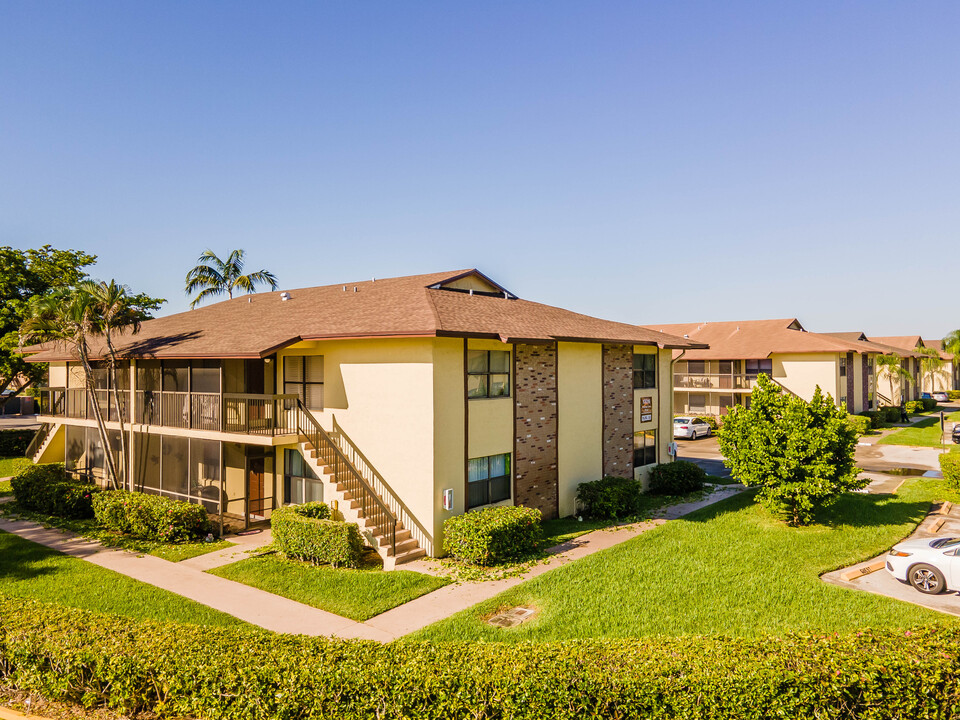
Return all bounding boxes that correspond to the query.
[839,357,847,377]
[467,350,510,399]
[467,453,511,509]
[633,430,657,467]
[283,355,324,409]
[283,449,323,504]
[687,360,706,374]
[633,354,657,389]
[745,359,773,377]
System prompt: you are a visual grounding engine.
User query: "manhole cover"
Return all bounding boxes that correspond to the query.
[485,606,537,628]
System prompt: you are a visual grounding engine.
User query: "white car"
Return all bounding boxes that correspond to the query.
[933,391,950,403]
[886,536,960,594]
[673,417,711,440]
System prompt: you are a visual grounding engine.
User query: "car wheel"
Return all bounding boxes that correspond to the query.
[909,564,947,594]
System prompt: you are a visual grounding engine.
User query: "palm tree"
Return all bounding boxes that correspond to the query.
[943,330,960,357]
[84,279,154,488]
[185,249,278,309]
[20,288,122,488]
[917,345,945,394]
[876,353,912,405]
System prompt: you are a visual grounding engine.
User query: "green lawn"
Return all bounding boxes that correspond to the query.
[0,457,32,492]
[0,530,245,627]
[878,411,960,449]
[0,503,235,561]
[209,552,450,620]
[412,477,959,642]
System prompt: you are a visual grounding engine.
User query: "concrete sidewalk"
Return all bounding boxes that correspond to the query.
[0,485,745,641]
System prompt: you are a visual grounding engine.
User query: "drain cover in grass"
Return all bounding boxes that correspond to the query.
[485,606,537,628]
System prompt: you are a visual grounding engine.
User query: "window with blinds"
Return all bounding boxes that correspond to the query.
[284,355,324,409]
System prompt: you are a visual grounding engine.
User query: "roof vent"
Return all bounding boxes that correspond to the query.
[248,297,252,303]
[280,292,291,302]
[683,334,689,339]
[353,286,358,293]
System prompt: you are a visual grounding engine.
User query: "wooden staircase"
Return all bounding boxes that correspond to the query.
[26,422,58,463]
[294,402,425,569]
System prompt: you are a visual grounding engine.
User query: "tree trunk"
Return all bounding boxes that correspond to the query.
[78,343,121,490]
[103,331,128,489]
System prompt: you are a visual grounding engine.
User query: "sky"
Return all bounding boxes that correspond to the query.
[1,2,958,338]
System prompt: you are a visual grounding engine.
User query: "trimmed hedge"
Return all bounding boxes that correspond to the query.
[443,505,542,565]
[272,504,363,568]
[858,410,883,429]
[880,406,904,423]
[0,428,33,457]
[647,460,706,495]
[941,453,960,489]
[905,400,925,415]
[576,476,642,520]
[2,596,960,719]
[922,397,938,412]
[846,414,872,437]
[948,390,960,400]
[93,490,211,543]
[10,463,99,519]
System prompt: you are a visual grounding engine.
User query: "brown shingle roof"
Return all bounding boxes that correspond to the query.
[24,270,705,362]
[644,318,912,360]
[869,336,924,352]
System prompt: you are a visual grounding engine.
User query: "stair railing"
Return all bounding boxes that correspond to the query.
[332,415,433,557]
[294,400,396,557]
[25,423,52,461]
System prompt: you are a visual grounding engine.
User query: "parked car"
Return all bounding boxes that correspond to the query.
[673,417,711,440]
[886,536,960,594]
[933,391,950,403]
[953,422,960,444]
[921,392,932,400]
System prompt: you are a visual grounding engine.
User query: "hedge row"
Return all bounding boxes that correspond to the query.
[846,414,872,436]
[576,476,643,519]
[0,428,33,457]
[93,490,211,543]
[10,464,99,519]
[858,410,883,429]
[1,595,960,719]
[647,460,706,495]
[272,503,363,567]
[443,505,542,565]
[941,453,960,489]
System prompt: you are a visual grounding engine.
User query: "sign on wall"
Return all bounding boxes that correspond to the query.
[640,396,653,423]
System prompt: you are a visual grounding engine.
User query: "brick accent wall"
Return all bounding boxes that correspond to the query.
[602,344,634,477]
[513,343,559,519]
[861,354,869,410]
[846,352,855,412]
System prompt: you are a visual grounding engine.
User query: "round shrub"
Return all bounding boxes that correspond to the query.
[881,406,903,423]
[647,460,707,496]
[905,400,925,415]
[10,463,99,519]
[941,453,960,489]
[0,428,33,457]
[846,415,872,437]
[93,490,211,543]
[857,410,882,429]
[272,505,363,568]
[922,398,938,412]
[443,505,542,565]
[575,476,643,520]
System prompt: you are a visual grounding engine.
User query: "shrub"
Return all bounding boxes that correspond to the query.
[443,505,542,565]
[718,377,864,526]
[10,463,98,519]
[2,596,960,719]
[0,428,33,457]
[905,400,925,415]
[881,406,903,423]
[858,410,882,429]
[941,453,960,489]
[846,414,872,437]
[922,398,938,412]
[647,460,706,495]
[948,390,960,400]
[695,415,720,430]
[576,476,643,520]
[272,505,363,568]
[93,490,210,543]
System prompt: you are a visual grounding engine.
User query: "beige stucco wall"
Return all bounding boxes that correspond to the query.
[773,353,839,404]
[557,342,602,517]
[278,338,438,551]
[48,362,67,388]
[432,337,466,553]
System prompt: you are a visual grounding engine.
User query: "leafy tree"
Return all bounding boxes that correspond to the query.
[717,374,864,526]
[875,353,912,405]
[0,246,96,408]
[185,249,278,309]
[942,330,960,358]
[20,288,122,487]
[916,346,945,393]
[83,280,164,485]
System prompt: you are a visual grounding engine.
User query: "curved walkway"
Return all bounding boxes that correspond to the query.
[0,485,745,641]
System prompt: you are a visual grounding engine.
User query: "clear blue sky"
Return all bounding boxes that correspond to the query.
[2,2,958,338]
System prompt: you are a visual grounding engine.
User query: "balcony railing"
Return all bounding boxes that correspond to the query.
[35,387,299,437]
[673,373,759,391]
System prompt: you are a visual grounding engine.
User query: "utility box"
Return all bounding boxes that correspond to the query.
[442,488,454,511]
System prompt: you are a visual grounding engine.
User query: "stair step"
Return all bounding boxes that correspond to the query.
[392,547,426,565]
[386,538,419,557]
